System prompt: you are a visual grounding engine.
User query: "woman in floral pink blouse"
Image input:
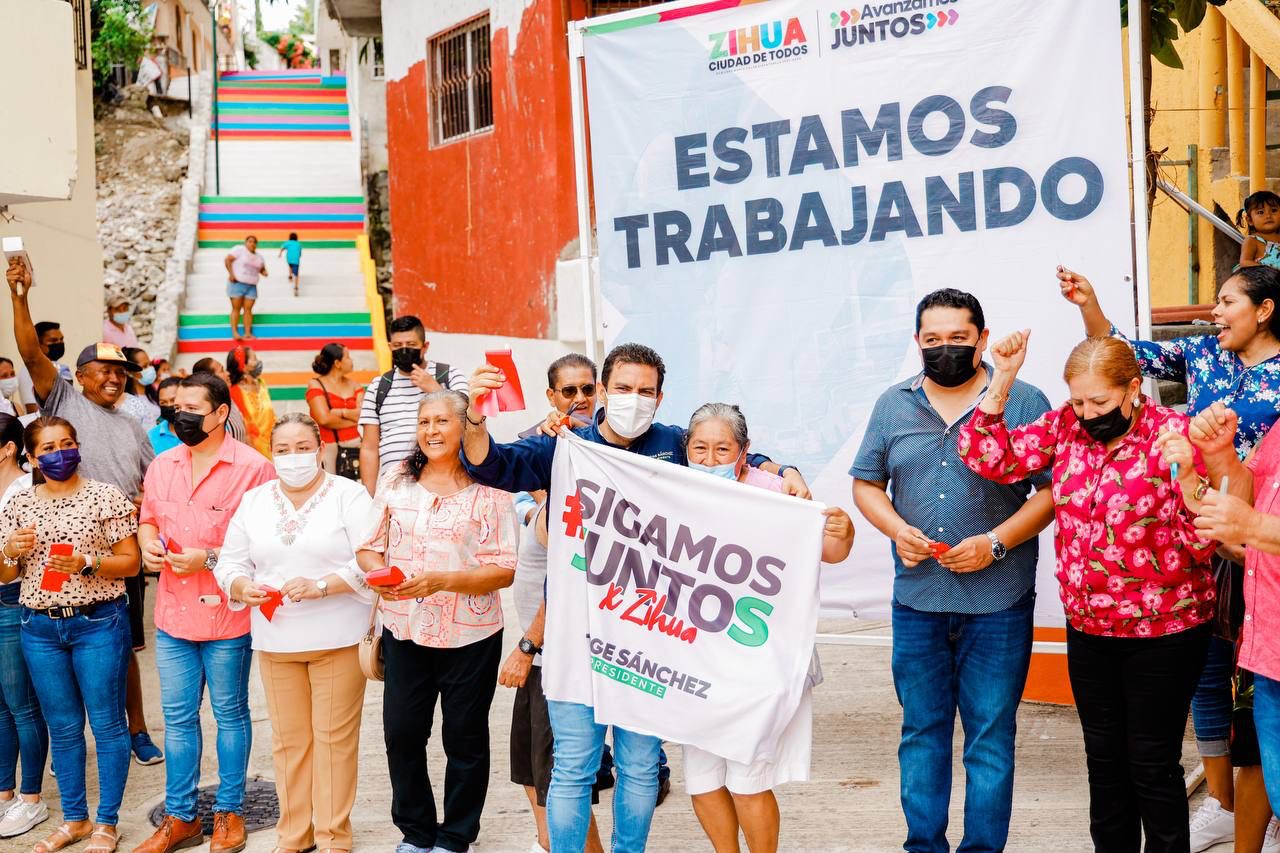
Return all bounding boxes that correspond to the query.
[356,390,518,853]
[958,332,1216,852]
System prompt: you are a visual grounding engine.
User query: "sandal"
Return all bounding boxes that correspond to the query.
[82,826,119,853]
[31,823,91,853]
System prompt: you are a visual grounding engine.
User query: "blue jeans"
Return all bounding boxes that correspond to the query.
[155,629,253,820]
[1191,635,1235,757]
[1251,672,1280,815]
[891,593,1035,853]
[0,590,46,795]
[20,598,130,823]
[546,701,661,853]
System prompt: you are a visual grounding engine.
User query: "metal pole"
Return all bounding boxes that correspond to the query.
[1187,145,1198,305]
[568,23,597,363]
[210,2,220,195]
[187,64,192,119]
[1128,1,1152,341]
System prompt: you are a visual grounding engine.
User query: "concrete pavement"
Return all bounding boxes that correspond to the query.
[15,590,1210,853]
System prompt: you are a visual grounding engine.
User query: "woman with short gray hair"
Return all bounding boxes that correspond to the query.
[683,402,855,853]
[214,412,374,853]
[356,391,518,853]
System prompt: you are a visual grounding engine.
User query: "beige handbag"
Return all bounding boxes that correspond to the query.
[358,598,384,681]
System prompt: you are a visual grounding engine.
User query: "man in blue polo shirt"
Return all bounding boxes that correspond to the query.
[461,342,806,853]
[852,289,1054,853]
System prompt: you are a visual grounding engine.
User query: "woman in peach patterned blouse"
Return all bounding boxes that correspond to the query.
[356,391,517,853]
[958,332,1215,851]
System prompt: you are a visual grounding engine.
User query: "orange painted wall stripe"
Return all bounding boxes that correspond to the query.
[262,370,379,385]
[1023,626,1073,705]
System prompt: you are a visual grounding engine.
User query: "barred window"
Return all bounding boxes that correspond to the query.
[372,37,384,79]
[429,17,493,145]
[585,1,665,16]
[67,0,88,68]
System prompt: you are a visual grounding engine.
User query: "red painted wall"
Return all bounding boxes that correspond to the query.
[385,1,580,338]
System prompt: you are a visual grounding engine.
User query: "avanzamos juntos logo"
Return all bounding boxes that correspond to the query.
[829,0,960,51]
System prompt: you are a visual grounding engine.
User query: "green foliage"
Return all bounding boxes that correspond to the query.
[288,0,315,37]
[1120,0,1228,69]
[90,0,153,89]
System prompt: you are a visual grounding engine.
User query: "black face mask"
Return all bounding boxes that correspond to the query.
[392,347,423,373]
[46,342,65,362]
[159,405,176,424]
[172,411,212,447]
[1080,401,1134,444]
[921,344,979,388]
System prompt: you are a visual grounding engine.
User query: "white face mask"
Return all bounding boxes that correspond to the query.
[604,393,657,440]
[273,452,320,488]
[0,378,18,398]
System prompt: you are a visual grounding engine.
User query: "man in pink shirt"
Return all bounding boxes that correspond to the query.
[133,373,275,853]
[1189,401,1280,825]
[223,235,268,342]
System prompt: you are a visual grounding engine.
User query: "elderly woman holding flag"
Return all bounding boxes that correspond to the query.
[681,402,854,853]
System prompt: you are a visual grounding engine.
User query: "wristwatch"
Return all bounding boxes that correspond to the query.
[986,531,1008,561]
[518,638,542,656]
[78,554,93,577]
[316,579,329,598]
[204,550,218,571]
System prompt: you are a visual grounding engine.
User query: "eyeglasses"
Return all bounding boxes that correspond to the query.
[557,384,596,399]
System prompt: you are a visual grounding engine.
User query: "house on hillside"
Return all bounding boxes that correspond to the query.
[144,0,243,97]
[0,0,105,363]
[322,0,661,344]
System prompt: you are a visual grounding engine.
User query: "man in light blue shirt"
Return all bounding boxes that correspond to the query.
[852,288,1054,853]
[147,377,181,455]
[278,232,302,296]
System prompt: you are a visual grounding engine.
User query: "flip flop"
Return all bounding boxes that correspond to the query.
[31,823,90,853]
[82,826,119,853]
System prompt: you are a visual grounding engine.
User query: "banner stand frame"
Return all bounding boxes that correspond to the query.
[566,0,1147,658]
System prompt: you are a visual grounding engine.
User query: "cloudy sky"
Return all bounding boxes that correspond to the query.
[238,0,307,32]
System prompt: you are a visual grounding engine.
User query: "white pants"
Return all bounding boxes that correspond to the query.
[682,690,813,796]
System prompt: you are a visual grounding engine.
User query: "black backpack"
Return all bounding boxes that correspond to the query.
[373,362,452,416]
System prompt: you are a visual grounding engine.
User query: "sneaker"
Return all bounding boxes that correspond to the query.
[1263,817,1280,853]
[132,731,164,765]
[1189,796,1234,853]
[395,844,431,853]
[0,800,49,838]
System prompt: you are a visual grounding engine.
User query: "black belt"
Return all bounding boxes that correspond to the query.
[27,597,124,620]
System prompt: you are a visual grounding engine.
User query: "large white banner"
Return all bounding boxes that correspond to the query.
[542,434,824,764]
[582,0,1134,622]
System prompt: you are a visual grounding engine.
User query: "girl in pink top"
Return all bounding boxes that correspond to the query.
[356,390,517,853]
[958,332,1215,849]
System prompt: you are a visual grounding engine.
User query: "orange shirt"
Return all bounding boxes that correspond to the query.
[140,436,276,641]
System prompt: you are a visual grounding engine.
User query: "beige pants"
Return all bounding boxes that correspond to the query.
[259,644,367,849]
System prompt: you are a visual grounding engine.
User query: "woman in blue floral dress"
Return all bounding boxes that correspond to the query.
[1059,264,1280,852]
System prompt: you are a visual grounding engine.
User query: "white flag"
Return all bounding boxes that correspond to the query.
[542,433,824,764]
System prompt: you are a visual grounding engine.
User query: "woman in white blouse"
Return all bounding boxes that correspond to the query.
[215,412,373,853]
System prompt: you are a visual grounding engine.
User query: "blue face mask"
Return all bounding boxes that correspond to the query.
[36,448,81,482]
[111,311,132,325]
[138,366,157,386]
[690,450,743,481]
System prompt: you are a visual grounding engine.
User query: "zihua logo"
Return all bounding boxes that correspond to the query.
[707,17,809,73]
[829,0,960,51]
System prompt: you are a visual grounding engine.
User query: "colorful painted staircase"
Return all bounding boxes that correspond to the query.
[177,78,380,410]
[197,195,364,249]
[214,70,352,141]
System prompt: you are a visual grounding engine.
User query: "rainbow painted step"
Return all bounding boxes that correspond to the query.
[214,71,351,141]
[261,370,379,402]
[198,196,364,248]
[176,311,376,355]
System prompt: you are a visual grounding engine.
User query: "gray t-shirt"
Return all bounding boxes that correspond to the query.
[42,376,154,499]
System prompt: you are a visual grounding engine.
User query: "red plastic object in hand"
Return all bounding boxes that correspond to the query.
[40,570,70,592]
[259,586,284,621]
[477,349,526,416]
[366,566,406,587]
[930,542,952,558]
[166,539,184,555]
